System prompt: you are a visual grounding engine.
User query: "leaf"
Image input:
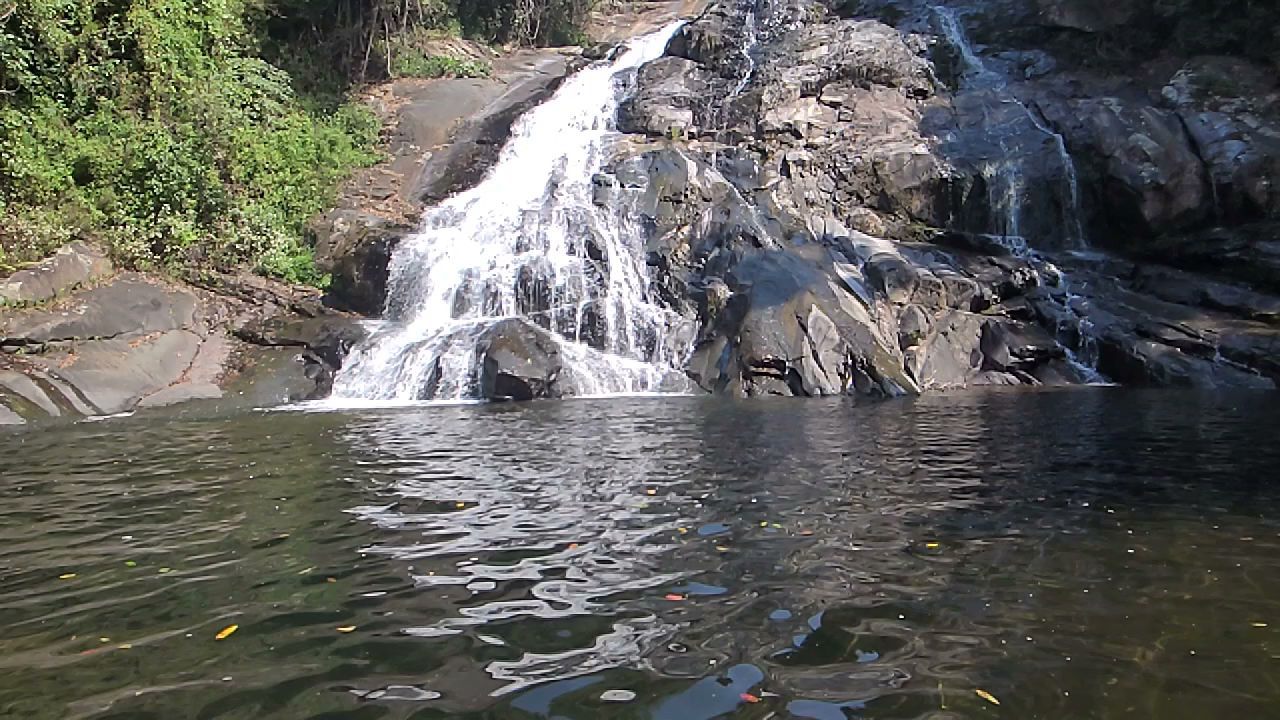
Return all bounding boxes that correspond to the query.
[125,561,137,567]
[215,624,239,640]
[925,542,940,549]
[158,567,172,574]
[336,626,357,633]
[1252,622,1269,628]
[740,693,761,703]
[58,573,77,580]
[664,594,686,601]
[975,688,1001,706]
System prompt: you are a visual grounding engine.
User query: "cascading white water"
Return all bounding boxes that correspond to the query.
[332,23,694,402]
[933,5,1105,382]
[932,5,1085,249]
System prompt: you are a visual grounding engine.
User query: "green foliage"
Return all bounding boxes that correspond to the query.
[0,0,378,285]
[389,49,491,79]
[0,0,597,286]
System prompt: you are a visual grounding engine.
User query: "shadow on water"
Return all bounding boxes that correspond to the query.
[1,389,1278,719]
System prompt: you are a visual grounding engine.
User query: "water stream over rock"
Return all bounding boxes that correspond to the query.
[333,24,695,402]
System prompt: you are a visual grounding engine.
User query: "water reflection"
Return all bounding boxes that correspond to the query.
[0,389,1277,719]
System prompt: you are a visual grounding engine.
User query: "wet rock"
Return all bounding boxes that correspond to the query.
[311,210,411,316]
[235,315,370,398]
[617,57,711,136]
[1073,100,1209,235]
[477,318,572,401]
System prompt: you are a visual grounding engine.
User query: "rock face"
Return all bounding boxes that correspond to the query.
[0,242,112,306]
[0,257,362,425]
[477,318,577,401]
[598,0,1280,395]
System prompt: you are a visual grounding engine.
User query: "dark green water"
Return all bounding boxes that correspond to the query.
[1,389,1278,719]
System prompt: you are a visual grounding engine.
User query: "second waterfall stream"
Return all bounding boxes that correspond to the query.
[332,23,693,402]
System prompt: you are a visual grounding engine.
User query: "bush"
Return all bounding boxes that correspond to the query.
[0,0,380,284]
[0,0,598,286]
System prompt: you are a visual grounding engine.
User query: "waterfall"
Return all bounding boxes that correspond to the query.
[932,5,1086,250]
[332,23,694,402]
[932,5,1105,382]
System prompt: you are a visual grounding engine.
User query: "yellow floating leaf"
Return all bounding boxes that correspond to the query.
[646,489,657,496]
[760,521,768,527]
[99,637,110,643]
[215,624,239,640]
[925,543,940,549]
[158,567,172,574]
[336,626,357,633]
[59,573,77,580]
[326,577,337,583]
[455,502,466,508]
[771,523,783,529]
[678,527,689,534]
[1253,622,1269,628]
[975,689,1001,706]
[716,545,730,552]
[118,643,133,650]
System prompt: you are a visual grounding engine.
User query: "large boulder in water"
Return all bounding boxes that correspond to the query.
[476,319,573,401]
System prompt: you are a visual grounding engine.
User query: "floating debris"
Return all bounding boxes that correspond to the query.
[215,625,239,640]
[664,594,686,601]
[975,689,1001,705]
[601,689,636,703]
[336,626,357,633]
[740,693,761,703]
[59,573,77,580]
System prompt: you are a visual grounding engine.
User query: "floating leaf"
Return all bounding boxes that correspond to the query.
[975,689,1001,705]
[1253,622,1269,628]
[664,594,686,601]
[925,543,940,549]
[336,626,357,633]
[158,568,171,574]
[298,567,314,575]
[215,624,239,640]
[125,561,137,568]
[118,643,133,650]
[740,693,761,703]
[59,573,77,580]
[326,577,337,583]
[600,689,636,702]
[678,527,689,534]
[99,637,110,643]
[646,489,657,496]
[455,502,466,509]
[715,545,730,552]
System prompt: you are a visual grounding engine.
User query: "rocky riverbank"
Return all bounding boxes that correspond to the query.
[596,0,1280,396]
[0,1,710,425]
[4,0,1277,421]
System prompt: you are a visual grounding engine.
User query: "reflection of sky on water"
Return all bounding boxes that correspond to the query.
[338,402,707,695]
